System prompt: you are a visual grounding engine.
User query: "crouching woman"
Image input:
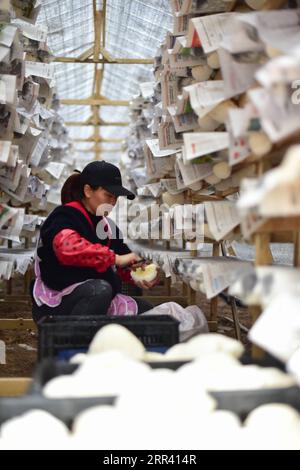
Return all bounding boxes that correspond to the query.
[31,161,159,323]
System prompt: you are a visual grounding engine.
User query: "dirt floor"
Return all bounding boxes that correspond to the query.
[0,279,252,379]
[0,294,37,378]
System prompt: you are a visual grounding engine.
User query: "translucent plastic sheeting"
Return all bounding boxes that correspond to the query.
[37,0,173,157]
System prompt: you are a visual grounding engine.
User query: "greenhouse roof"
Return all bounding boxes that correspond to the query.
[37,0,173,163]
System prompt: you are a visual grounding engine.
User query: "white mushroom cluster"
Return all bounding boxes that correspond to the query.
[1,326,299,449]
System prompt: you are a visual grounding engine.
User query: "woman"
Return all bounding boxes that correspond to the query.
[31,161,159,323]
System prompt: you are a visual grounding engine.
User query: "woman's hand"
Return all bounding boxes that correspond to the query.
[115,252,142,268]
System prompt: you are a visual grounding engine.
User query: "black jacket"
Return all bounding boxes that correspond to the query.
[37,204,131,296]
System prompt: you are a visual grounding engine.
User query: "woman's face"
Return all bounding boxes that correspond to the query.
[83,185,118,215]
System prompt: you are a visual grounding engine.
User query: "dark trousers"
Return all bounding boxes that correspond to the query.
[31,279,153,323]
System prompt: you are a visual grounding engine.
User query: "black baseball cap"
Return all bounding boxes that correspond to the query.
[80,161,135,200]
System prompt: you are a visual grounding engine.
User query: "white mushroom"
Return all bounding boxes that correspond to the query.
[209,100,237,124]
[188,180,203,191]
[207,51,220,69]
[88,324,145,360]
[131,263,158,283]
[248,131,272,157]
[191,64,212,82]
[245,404,300,429]
[198,114,220,131]
[186,333,244,359]
[44,352,151,398]
[213,161,232,180]
[205,174,221,185]
[0,410,69,441]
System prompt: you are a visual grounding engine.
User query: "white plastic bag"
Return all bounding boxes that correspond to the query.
[142,302,209,341]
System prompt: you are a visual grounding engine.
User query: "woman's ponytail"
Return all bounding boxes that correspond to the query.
[61,172,83,204]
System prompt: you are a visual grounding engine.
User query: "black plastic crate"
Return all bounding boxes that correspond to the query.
[211,386,300,421]
[1,382,300,428]
[1,356,299,427]
[38,315,179,361]
[31,354,286,394]
[1,386,300,428]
